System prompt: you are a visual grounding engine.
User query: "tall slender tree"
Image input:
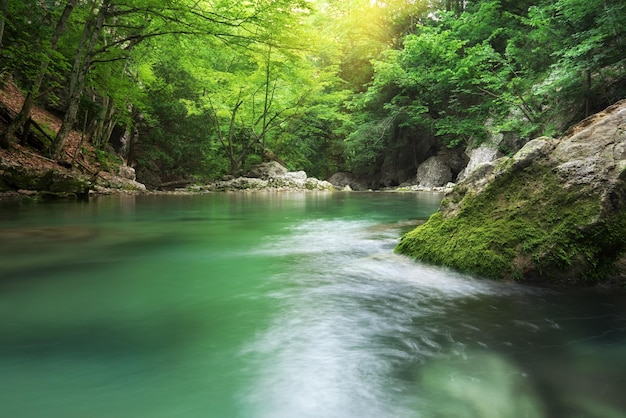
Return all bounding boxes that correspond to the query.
[0,0,8,48]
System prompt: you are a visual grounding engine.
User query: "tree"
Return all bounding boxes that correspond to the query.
[529,0,626,122]
[0,0,7,48]
[52,0,110,158]
[1,0,78,149]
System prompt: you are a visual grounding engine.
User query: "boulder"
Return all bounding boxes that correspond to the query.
[0,158,90,198]
[246,161,288,179]
[416,155,453,187]
[457,144,501,181]
[328,172,368,191]
[397,100,626,286]
[212,164,335,192]
[118,164,136,181]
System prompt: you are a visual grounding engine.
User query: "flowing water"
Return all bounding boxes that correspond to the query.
[0,192,625,418]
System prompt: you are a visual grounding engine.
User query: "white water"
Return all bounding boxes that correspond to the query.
[242,217,626,418]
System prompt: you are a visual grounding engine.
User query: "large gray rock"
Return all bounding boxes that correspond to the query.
[416,156,453,187]
[0,157,90,198]
[246,161,288,179]
[212,163,335,192]
[457,144,501,181]
[328,172,368,191]
[118,164,136,181]
[398,100,626,286]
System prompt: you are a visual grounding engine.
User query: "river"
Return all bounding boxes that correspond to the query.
[0,192,625,418]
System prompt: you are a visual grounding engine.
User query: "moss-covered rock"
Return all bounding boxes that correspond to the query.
[0,159,90,198]
[397,100,626,286]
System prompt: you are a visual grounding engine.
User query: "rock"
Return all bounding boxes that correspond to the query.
[397,100,626,286]
[328,172,368,191]
[210,165,335,192]
[0,158,90,198]
[283,170,307,181]
[215,177,268,191]
[94,171,147,193]
[246,161,288,179]
[118,164,136,181]
[416,155,453,187]
[457,144,501,181]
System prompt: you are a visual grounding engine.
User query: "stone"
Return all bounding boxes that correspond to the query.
[328,172,368,191]
[0,158,90,197]
[416,155,453,187]
[246,161,288,179]
[397,100,626,286]
[458,144,500,181]
[210,167,335,192]
[118,165,136,181]
[283,171,307,181]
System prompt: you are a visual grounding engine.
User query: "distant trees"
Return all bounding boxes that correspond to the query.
[342,0,626,177]
[1,0,624,185]
[1,0,322,163]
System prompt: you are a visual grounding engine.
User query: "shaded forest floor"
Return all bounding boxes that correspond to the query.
[0,80,98,173]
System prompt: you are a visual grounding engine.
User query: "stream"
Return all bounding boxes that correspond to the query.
[0,192,625,417]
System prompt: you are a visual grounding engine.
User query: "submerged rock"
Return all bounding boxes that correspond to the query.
[397,100,626,286]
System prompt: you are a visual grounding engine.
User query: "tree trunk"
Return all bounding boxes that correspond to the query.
[53,0,110,159]
[93,95,116,148]
[585,69,592,118]
[261,45,272,157]
[227,99,243,176]
[1,0,77,149]
[0,0,8,49]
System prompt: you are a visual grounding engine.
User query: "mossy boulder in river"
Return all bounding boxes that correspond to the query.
[397,100,626,286]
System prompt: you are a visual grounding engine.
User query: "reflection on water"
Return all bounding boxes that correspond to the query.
[0,193,625,418]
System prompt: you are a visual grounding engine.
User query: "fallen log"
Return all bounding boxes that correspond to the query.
[160,179,192,189]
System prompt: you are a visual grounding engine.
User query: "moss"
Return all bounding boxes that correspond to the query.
[396,162,626,285]
[95,149,123,172]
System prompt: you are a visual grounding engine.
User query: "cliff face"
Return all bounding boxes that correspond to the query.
[397,100,626,286]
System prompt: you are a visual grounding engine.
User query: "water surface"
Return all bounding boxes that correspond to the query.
[0,192,625,418]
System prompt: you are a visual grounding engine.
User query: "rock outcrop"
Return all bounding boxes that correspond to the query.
[397,100,626,286]
[457,144,501,181]
[0,156,91,199]
[327,172,369,191]
[246,161,288,179]
[415,148,467,188]
[416,155,453,187]
[0,148,147,199]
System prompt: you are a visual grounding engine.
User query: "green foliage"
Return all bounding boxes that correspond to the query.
[3,0,626,184]
[95,148,123,172]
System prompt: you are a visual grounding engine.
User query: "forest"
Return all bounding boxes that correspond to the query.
[1,0,625,189]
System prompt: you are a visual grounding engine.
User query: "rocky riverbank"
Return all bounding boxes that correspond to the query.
[0,142,147,200]
[183,161,336,193]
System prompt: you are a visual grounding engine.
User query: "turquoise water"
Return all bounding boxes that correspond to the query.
[0,192,625,418]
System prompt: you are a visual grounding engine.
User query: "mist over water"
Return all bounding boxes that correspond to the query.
[1,193,625,418]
